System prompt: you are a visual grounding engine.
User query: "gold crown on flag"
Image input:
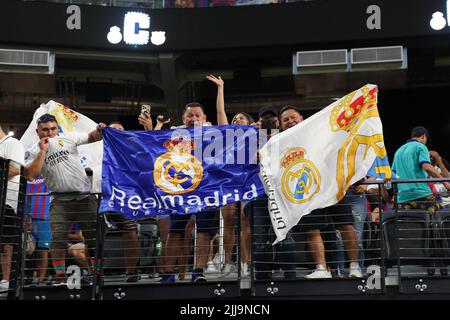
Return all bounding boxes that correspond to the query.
[329,85,378,132]
[163,136,196,154]
[281,147,306,168]
[56,103,79,122]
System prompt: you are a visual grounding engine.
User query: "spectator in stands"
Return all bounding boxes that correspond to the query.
[236,0,280,5]
[242,106,298,280]
[210,0,236,6]
[429,150,450,208]
[301,202,362,278]
[25,113,106,286]
[175,0,195,7]
[392,126,450,213]
[279,105,303,131]
[67,223,93,275]
[139,112,171,131]
[336,182,371,275]
[160,102,220,283]
[0,125,25,293]
[210,74,254,277]
[138,114,174,279]
[176,215,196,280]
[104,122,141,282]
[164,0,209,8]
[205,232,221,274]
[140,102,219,283]
[278,106,362,278]
[26,177,51,286]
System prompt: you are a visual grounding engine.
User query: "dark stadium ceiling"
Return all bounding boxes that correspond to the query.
[2,44,450,137]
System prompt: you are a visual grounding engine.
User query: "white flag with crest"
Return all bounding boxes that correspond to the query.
[20,100,103,192]
[259,84,389,244]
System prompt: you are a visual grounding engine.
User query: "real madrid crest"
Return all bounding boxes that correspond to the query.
[281,147,321,204]
[329,85,377,132]
[153,136,204,194]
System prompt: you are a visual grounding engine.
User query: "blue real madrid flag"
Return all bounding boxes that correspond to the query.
[99,125,265,218]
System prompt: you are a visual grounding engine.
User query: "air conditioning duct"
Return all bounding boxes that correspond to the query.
[350,46,407,71]
[0,48,55,74]
[293,49,348,75]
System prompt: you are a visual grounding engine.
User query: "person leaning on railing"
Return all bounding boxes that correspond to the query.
[429,150,450,208]
[392,126,450,213]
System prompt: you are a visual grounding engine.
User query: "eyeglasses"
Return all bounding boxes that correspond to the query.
[37,114,57,125]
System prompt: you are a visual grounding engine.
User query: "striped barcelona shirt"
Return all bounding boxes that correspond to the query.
[26,177,51,220]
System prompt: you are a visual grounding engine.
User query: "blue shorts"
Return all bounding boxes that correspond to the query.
[31,219,52,250]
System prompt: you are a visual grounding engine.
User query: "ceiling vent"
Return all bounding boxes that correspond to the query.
[0,48,55,74]
[350,46,407,71]
[293,49,348,75]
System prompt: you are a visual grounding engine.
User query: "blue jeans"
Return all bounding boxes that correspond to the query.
[335,189,367,273]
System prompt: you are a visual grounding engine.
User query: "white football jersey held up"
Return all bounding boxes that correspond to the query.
[25,132,92,199]
[0,136,25,212]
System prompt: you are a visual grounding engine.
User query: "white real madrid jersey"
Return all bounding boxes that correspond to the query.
[0,136,25,212]
[25,132,92,199]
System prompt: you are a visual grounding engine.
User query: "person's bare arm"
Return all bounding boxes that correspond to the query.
[8,164,20,178]
[430,150,450,178]
[354,177,376,194]
[87,123,107,143]
[138,114,153,131]
[154,115,171,130]
[207,75,227,125]
[423,162,450,190]
[25,138,49,181]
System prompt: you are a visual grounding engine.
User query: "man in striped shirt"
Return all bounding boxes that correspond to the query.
[26,177,51,286]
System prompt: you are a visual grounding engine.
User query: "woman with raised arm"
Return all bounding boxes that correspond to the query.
[207,74,253,277]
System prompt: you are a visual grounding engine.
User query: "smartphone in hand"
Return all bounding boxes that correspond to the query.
[140,104,151,116]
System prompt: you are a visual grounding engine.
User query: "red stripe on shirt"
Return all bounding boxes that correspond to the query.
[32,183,40,218]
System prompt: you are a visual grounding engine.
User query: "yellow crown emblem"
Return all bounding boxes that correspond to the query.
[329,85,378,132]
[163,136,196,154]
[281,147,306,168]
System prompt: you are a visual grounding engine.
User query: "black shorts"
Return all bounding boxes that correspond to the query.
[1,205,21,245]
[299,201,354,231]
[105,212,138,231]
[170,210,220,237]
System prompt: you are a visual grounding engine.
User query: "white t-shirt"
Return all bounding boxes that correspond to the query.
[0,136,25,212]
[434,166,450,207]
[25,133,92,200]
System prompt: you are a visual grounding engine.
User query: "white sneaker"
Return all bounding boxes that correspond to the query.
[349,262,363,278]
[305,265,332,279]
[205,261,219,274]
[0,280,9,293]
[220,263,237,277]
[241,262,250,278]
[212,253,222,270]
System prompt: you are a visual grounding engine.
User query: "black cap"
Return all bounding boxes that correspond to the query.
[258,106,278,119]
[411,126,429,138]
